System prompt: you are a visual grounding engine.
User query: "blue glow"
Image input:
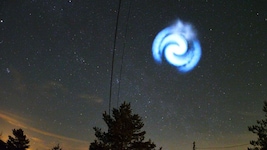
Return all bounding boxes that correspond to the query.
[152,19,201,73]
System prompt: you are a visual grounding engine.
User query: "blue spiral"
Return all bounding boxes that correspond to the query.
[152,20,201,73]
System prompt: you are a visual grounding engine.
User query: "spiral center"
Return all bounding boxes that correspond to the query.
[169,34,187,55]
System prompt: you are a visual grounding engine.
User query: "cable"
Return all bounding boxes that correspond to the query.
[109,0,122,115]
[116,0,132,108]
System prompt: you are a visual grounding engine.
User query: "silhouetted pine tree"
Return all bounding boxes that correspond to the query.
[89,102,161,150]
[248,101,267,150]
[6,129,30,150]
[0,139,7,150]
[51,144,62,150]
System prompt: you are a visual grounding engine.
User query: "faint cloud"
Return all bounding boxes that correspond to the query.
[38,81,68,97]
[0,112,28,128]
[42,81,67,92]
[238,111,262,118]
[78,94,103,104]
[30,136,43,143]
[0,111,88,144]
[27,125,88,144]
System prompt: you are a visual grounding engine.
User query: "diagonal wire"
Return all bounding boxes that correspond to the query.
[117,0,132,108]
[109,0,122,115]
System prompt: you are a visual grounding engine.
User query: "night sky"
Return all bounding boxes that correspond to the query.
[0,1,267,150]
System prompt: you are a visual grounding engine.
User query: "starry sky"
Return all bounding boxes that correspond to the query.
[0,1,267,150]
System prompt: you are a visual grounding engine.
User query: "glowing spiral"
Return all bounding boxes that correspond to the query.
[152,19,201,73]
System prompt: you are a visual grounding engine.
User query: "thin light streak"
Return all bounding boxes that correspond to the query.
[196,143,250,149]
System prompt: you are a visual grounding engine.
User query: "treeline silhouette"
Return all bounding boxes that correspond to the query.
[1,101,267,150]
[0,129,62,150]
[0,102,161,150]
